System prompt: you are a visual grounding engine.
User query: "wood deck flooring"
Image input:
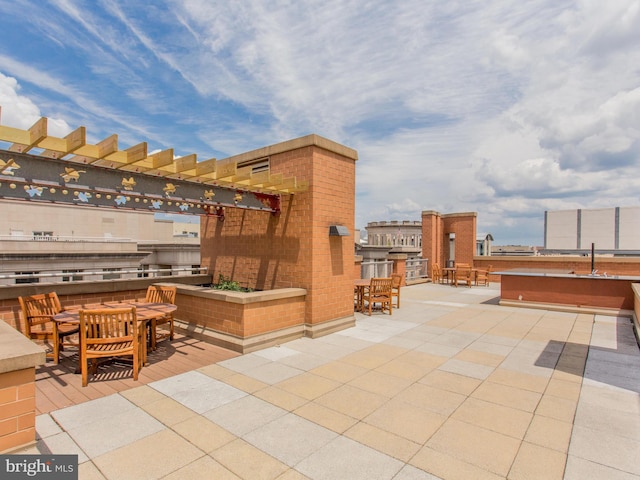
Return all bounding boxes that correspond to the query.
[35,332,239,415]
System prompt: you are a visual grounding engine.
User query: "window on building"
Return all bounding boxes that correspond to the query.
[102,268,121,280]
[158,264,172,276]
[191,264,201,275]
[33,231,54,240]
[62,269,83,282]
[137,265,149,278]
[15,272,39,284]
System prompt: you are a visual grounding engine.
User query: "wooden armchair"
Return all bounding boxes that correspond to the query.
[18,292,79,364]
[475,268,490,286]
[146,285,177,350]
[431,263,441,284]
[391,274,402,308]
[454,264,474,287]
[362,277,393,316]
[79,307,140,387]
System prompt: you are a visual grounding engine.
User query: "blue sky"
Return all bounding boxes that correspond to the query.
[0,0,639,245]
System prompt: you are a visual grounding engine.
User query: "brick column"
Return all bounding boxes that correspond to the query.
[421,211,442,268]
[388,254,407,286]
[443,212,477,266]
[0,321,45,453]
[201,135,358,336]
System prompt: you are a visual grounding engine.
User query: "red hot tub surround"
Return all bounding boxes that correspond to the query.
[498,270,640,314]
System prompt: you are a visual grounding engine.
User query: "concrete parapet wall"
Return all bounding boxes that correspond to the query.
[474,256,640,282]
[500,271,638,314]
[0,320,45,453]
[633,284,640,345]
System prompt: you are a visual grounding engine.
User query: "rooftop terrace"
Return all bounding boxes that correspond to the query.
[15,282,640,479]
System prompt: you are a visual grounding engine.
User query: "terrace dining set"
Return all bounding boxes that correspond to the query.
[354,263,491,315]
[353,274,402,316]
[432,262,491,288]
[17,286,177,386]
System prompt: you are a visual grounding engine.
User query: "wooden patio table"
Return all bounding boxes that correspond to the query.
[354,279,371,313]
[53,302,177,370]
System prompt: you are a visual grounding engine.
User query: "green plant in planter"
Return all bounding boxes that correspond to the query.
[215,274,252,292]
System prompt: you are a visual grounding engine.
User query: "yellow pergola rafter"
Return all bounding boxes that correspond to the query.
[0,106,307,195]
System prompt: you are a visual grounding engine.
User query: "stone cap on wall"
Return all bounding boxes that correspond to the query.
[220,134,358,164]
[175,284,307,305]
[0,320,45,374]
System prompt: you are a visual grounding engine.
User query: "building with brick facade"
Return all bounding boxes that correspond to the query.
[200,134,358,337]
[422,210,478,269]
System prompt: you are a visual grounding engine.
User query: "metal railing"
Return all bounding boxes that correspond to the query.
[406,258,429,281]
[0,266,208,284]
[0,234,133,243]
[360,260,393,280]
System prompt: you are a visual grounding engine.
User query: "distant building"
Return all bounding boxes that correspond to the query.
[361,215,495,270]
[476,233,494,256]
[492,245,538,256]
[0,200,201,285]
[543,206,640,256]
[365,220,422,250]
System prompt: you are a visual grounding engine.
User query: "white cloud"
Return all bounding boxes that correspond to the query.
[0,0,638,245]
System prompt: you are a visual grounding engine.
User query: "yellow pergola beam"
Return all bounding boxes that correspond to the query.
[40,126,87,159]
[195,157,217,176]
[3,117,48,153]
[0,104,307,195]
[214,159,237,179]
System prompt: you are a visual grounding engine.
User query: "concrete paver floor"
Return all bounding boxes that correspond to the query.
[17,283,640,479]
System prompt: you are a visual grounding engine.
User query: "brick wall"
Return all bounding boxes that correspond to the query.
[422,211,477,268]
[421,211,441,267]
[0,368,36,453]
[201,135,357,328]
[174,292,306,337]
[474,256,640,281]
[443,213,477,266]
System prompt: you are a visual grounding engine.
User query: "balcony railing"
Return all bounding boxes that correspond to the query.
[1,234,133,243]
[0,266,208,285]
[406,258,429,281]
[360,260,394,279]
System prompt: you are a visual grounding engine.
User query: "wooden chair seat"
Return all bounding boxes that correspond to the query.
[146,285,177,350]
[19,292,79,364]
[362,277,393,316]
[391,274,402,308]
[454,265,474,287]
[87,340,136,354]
[432,263,441,284]
[475,269,490,286]
[79,306,141,386]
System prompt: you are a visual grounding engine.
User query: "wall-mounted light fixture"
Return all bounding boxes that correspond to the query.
[329,225,350,236]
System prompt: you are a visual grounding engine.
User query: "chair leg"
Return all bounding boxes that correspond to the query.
[52,323,60,364]
[81,359,88,387]
[150,319,157,351]
[133,346,139,381]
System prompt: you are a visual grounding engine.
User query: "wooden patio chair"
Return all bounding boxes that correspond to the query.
[431,263,441,284]
[454,264,473,287]
[475,268,490,286]
[391,274,402,308]
[79,306,141,387]
[146,285,177,350]
[362,277,393,316]
[18,292,79,364]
